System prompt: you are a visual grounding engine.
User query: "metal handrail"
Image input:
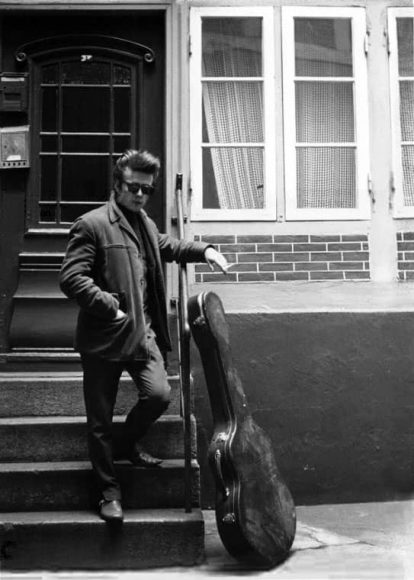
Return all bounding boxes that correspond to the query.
[174,173,193,513]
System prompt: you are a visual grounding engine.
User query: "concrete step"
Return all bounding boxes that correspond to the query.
[0,508,204,570]
[0,414,196,463]
[0,459,200,512]
[1,343,180,374]
[0,372,182,416]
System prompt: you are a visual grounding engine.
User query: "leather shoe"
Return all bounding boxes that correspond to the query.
[99,499,123,523]
[129,445,163,468]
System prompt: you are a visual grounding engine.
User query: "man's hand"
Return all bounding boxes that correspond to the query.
[115,309,127,320]
[204,247,230,274]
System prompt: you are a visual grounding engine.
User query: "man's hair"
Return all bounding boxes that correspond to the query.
[113,149,161,187]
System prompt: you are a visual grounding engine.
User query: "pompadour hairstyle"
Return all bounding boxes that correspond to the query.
[113,149,161,187]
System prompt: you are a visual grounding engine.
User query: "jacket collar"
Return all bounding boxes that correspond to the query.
[108,191,149,222]
[108,191,123,224]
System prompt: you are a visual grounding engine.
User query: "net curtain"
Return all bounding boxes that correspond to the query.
[202,25,264,210]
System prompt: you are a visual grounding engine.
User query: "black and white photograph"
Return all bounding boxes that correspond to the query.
[0,1,413,578]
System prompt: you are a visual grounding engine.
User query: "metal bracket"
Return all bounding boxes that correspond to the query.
[389,171,396,211]
[368,173,375,204]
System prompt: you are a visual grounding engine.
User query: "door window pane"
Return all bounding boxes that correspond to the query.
[40,204,57,223]
[114,135,131,153]
[42,64,58,84]
[41,87,57,132]
[41,135,58,153]
[114,88,131,132]
[295,18,353,77]
[61,204,102,223]
[62,60,111,84]
[40,156,57,201]
[62,87,110,132]
[114,65,131,85]
[61,156,109,202]
[62,135,110,153]
[202,17,262,77]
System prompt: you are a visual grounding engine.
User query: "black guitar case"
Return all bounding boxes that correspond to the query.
[188,291,296,569]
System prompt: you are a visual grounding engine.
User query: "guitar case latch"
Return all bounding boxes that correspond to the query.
[222,513,236,524]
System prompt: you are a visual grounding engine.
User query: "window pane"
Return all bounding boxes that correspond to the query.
[61,156,109,201]
[39,204,57,223]
[402,146,414,206]
[41,135,58,153]
[42,87,57,132]
[203,147,264,209]
[114,65,131,85]
[297,147,356,208]
[397,18,414,77]
[42,64,58,84]
[62,135,110,153]
[61,203,103,223]
[114,88,131,132]
[296,81,354,142]
[62,87,110,132]
[114,135,131,153]
[40,156,57,201]
[400,81,414,141]
[295,18,353,77]
[202,81,263,142]
[62,60,111,84]
[202,17,262,77]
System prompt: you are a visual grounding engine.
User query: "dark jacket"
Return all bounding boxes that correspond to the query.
[59,194,210,360]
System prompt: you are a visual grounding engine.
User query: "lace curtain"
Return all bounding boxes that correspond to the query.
[202,18,264,210]
[397,18,414,206]
[294,18,356,209]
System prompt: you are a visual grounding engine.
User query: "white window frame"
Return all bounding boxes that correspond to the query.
[282,6,370,221]
[389,8,414,218]
[189,6,276,221]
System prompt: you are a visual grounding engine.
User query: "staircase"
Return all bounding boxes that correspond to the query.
[0,358,204,571]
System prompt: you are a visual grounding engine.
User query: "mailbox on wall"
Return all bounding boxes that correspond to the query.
[0,125,30,168]
[0,73,28,112]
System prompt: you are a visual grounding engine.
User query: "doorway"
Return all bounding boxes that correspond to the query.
[0,10,165,351]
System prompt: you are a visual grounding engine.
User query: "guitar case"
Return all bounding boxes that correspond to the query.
[188,291,296,569]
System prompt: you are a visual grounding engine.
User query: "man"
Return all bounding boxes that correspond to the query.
[59,149,228,523]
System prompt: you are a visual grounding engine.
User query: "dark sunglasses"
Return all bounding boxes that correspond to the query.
[122,181,155,195]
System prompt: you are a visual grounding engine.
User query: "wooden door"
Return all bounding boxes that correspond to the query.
[0,11,165,352]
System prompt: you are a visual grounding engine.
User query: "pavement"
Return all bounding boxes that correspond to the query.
[0,500,413,580]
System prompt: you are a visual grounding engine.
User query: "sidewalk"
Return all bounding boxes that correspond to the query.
[1,499,413,579]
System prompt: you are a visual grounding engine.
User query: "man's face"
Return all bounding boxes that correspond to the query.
[115,167,154,213]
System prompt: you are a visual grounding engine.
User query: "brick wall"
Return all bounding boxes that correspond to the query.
[195,234,370,282]
[397,232,414,281]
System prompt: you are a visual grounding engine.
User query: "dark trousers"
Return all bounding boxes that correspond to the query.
[81,342,171,501]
